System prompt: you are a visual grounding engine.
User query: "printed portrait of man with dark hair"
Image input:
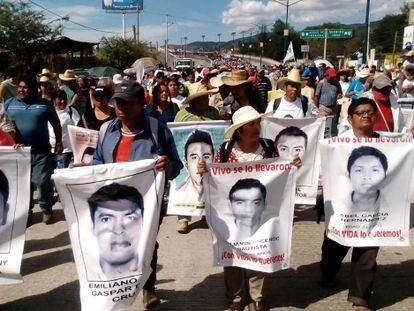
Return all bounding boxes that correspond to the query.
[175,130,215,205]
[274,126,308,161]
[228,178,267,238]
[88,183,143,279]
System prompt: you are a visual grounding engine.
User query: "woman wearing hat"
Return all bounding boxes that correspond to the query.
[80,86,115,130]
[59,69,81,112]
[198,106,301,311]
[174,83,220,122]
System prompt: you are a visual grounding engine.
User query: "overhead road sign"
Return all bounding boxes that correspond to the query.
[300,28,353,39]
[300,30,325,39]
[327,29,353,39]
[102,0,143,11]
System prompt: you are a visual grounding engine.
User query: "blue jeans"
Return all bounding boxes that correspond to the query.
[56,152,73,169]
[30,153,55,213]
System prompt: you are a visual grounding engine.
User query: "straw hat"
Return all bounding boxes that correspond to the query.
[277,68,306,91]
[59,69,76,81]
[40,68,53,77]
[222,70,249,86]
[406,50,414,57]
[39,75,51,83]
[224,106,266,140]
[182,83,217,105]
[210,76,224,88]
[356,67,371,79]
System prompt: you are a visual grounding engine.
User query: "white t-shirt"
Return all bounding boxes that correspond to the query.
[265,96,315,118]
[48,107,81,153]
[171,95,186,110]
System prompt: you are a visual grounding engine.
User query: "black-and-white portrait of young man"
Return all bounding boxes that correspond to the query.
[88,183,143,280]
[0,169,9,227]
[274,126,308,161]
[229,178,267,239]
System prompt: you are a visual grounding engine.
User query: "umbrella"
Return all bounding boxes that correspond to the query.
[132,57,159,68]
[88,66,122,78]
[314,59,334,68]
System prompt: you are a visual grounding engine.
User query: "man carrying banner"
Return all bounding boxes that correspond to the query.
[320,97,381,311]
[199,106,301,311]
[4,76,62,225]
[92,79,183,309]
[265,69,318,119]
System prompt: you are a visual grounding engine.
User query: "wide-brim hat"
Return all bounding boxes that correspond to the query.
[277,68,306,91]
[224,106,268,140]
[222,70,249,86]
[40,68,53,77]
[406,50,414,57]
[59,69,76,81]
[39,75,51,83]
[210,76,224,88]
[182,83,217,105]
[356,68,371,79]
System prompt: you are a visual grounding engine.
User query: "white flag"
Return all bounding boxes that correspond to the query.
[283,42,295,64]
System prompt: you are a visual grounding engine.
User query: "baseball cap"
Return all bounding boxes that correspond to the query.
[372,75,392,90]
[325,68,337,79]
[110,80,145,105]
[92,86,111,98]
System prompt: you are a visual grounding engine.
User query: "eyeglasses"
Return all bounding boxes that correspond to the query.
[353,110,376,117]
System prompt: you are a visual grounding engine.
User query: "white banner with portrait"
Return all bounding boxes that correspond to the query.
[261,117,325,205]
[204,159,297,273]
[68,125,99,165]
[167,121,230,216]
[320,137,414,247]
[0,147,31,285]
[53,160,165,310]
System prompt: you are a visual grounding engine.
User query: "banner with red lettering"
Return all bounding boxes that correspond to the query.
[166,121,230,216]
[53,160,164,309]
[261,117,325,205]
[204,159,297,272]
[320,137,414,247]
[0,147,31,285]
[67,125,99,165]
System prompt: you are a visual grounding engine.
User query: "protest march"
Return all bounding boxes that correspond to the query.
[2,0,414,310]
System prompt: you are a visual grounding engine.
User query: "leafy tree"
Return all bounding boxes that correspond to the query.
[97,37,149,69]
[0,1,61,69]
[371,14,406,53]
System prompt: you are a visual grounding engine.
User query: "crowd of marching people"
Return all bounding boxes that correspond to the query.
[1,48,414,311]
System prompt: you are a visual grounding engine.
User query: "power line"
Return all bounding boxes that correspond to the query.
[26,0,122,34]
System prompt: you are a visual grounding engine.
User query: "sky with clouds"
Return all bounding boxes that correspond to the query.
[30,0,407,44]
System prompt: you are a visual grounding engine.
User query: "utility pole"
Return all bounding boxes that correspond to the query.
[231,31,236,51]
[165,14,173,67]
[184,36,188,57]
[121,10,126,39]
[362,0,371,64]
[136,5,140,43]
[217,33,222,51]
[323,28,328,59]
[392,31,398,66]
[272,0,306,54]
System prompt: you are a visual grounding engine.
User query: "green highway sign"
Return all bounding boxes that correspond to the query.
[328,29,353,39]
[300,28,353,39]
[300,29,325,39]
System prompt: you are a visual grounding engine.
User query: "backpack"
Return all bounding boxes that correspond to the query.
[272,95,309,116]
[219,138,275,163]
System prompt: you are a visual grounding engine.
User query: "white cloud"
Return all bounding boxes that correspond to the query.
[222,0,406,31]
